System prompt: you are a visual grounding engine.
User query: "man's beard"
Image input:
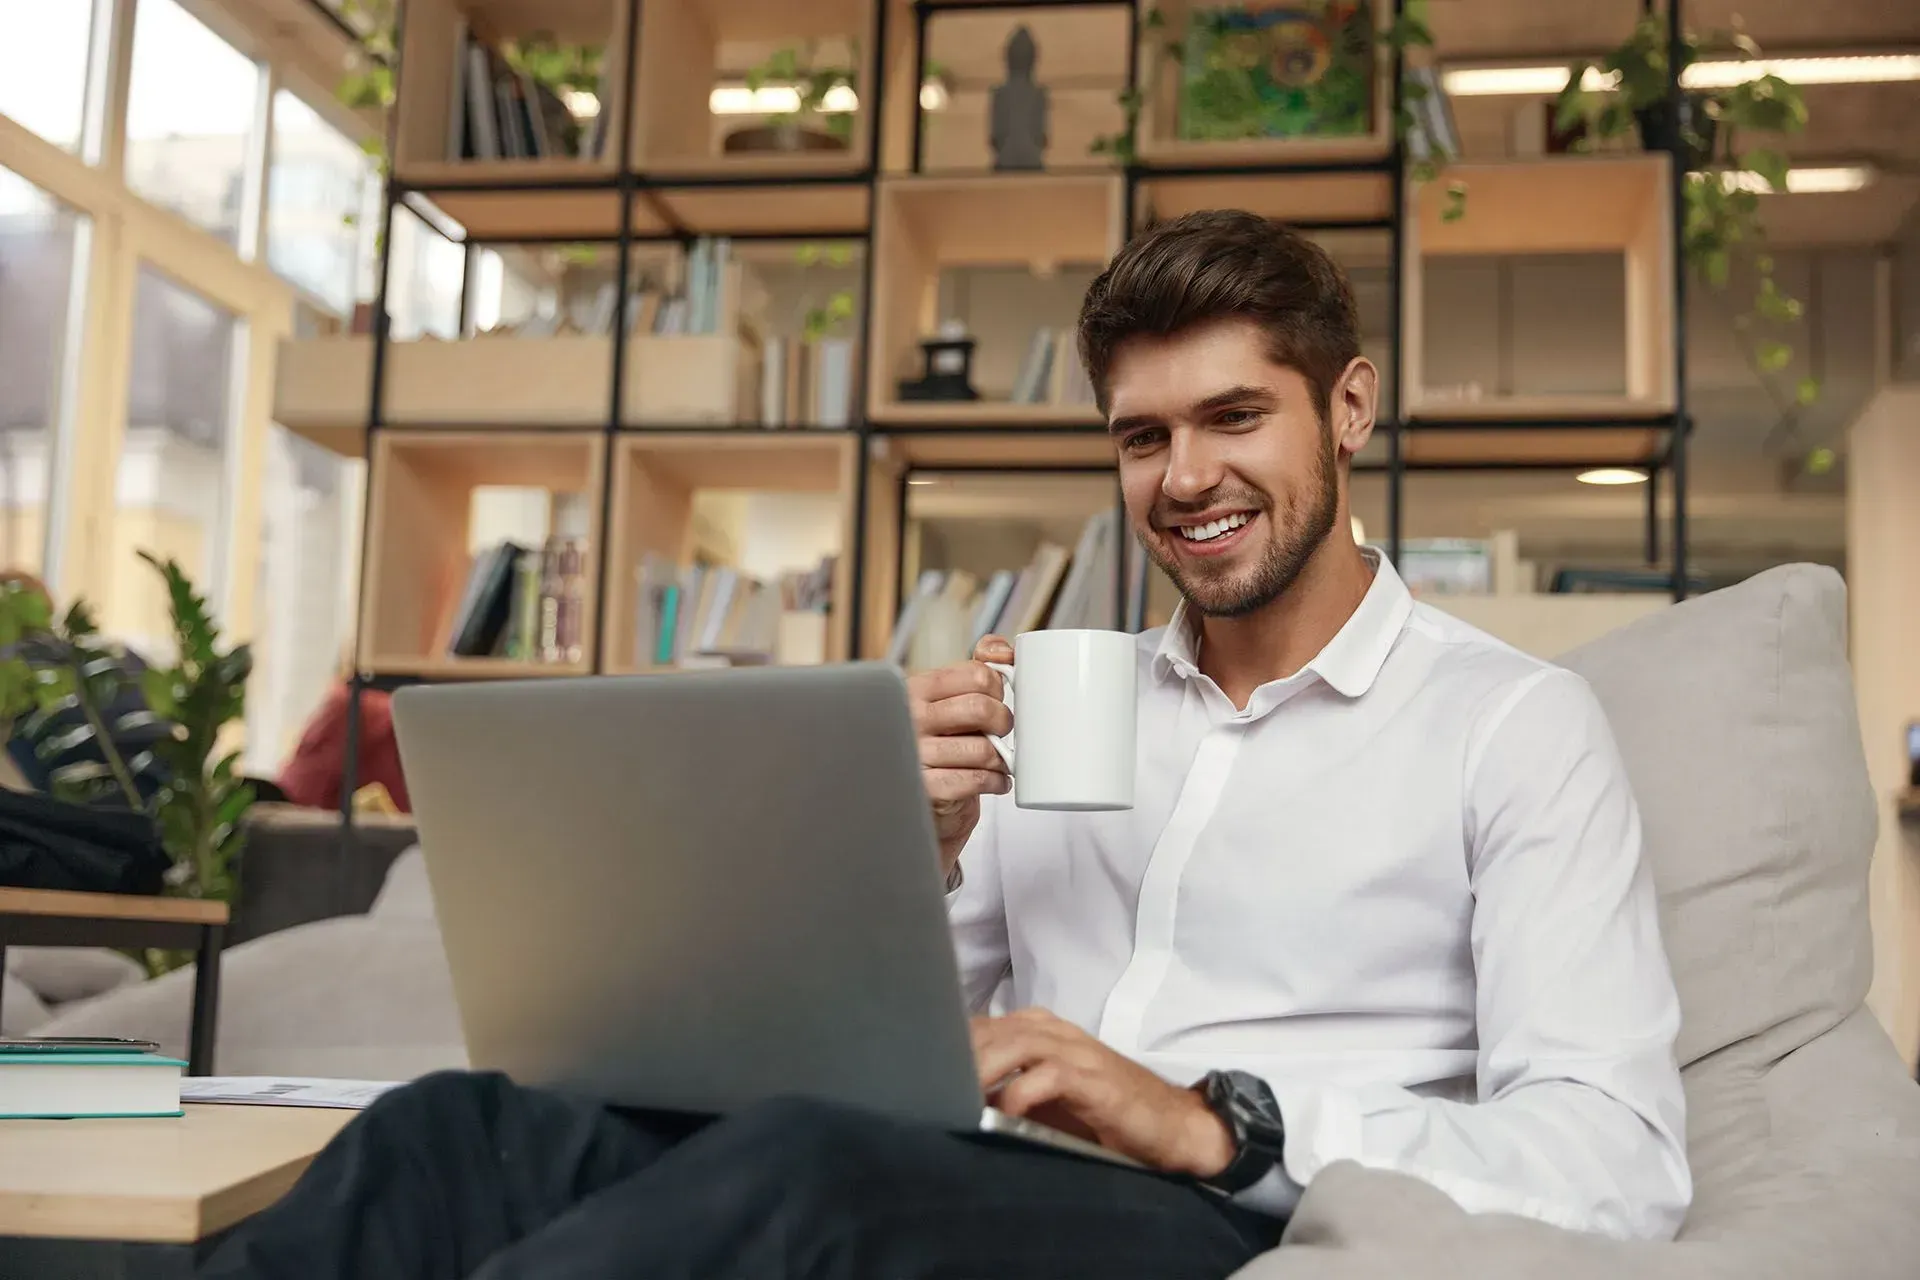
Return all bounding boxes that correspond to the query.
[1145,429,1340,619]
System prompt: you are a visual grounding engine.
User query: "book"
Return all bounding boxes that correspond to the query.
[0,1050,184,1119]
[449,541,524,657]
[179,1077,401,1110]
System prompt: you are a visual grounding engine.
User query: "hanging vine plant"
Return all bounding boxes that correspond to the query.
[1552,11,1816,407]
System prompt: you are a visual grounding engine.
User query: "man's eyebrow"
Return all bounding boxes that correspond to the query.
[1109,385,1276,436]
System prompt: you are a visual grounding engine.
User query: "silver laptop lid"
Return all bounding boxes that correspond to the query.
[390,663,983,1129]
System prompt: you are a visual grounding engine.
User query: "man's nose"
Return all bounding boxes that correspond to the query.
[1161,429,1225,504]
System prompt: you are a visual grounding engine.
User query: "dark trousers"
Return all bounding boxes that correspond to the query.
[198,1070,1284,1280]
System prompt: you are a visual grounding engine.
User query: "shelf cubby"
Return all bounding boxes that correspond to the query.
[359,431,607,678]
[1403,155,1676,423]
[867,173,1121,426]
[273,332,763,438]
[904,3,1129,176]
[601,432,857,676]
[637,0,875,176]
[391,0,631,208]
[1133,0,1393,171]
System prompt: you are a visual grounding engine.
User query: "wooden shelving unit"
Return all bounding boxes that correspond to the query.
[286,0,1694,768]
[358,431,606,678]
[1403,155,1676,424]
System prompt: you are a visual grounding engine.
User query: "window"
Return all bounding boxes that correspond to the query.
[0,168,85,576]
[108,266,240,656]
[386,204,465,340]
[0,0,95,153]
[125,0,263,248]
[267,90,377,315]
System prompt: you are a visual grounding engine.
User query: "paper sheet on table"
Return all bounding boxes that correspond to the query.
[180,1077,403,1109]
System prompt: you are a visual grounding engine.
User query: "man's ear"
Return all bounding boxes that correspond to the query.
[1332,357,1379,460]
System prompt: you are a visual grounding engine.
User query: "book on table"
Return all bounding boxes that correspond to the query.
[0,1041,184,1119]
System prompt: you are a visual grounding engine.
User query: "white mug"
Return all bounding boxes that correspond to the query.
[984,629,1137,811]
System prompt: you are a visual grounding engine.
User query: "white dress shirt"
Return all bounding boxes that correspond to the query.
[949,549,1691,1239]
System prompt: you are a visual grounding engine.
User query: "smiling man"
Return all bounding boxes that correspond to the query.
[912,207,1692,1256]
[201,211,1690,1280]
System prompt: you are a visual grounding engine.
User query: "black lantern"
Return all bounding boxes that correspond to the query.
[897,323,980,401]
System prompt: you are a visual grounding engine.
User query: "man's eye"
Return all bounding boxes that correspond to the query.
[1122,430,1162,451]
[1219,409,1260,426]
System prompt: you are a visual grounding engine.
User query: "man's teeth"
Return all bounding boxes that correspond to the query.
[1176,512,1253,542]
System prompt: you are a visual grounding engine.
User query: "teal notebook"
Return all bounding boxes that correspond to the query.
[0,1051,187,1120]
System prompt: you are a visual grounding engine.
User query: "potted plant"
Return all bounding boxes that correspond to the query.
[1552,12,1816,406]
[727,41,858,154]
[0,555,256,972]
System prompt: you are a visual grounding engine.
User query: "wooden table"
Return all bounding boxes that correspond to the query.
[0,887,228,1075]
[0,1104,351,1278]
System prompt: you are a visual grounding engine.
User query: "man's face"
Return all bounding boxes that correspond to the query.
[1104,317,1366,618]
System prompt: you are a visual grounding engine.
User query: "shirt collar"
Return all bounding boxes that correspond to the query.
[1151,546,1414,699]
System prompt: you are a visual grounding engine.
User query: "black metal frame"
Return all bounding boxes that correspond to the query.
[0,914,224,1076]
[333,0,1695,816]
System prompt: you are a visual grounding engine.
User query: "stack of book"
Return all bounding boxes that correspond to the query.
[0,1038,184,1119]
[447,28,608,161]
[444,535,592,664]
[887,510,1122,669]
[1008,327,1098,408]
[758,336,858,428]
[632,554,836,669]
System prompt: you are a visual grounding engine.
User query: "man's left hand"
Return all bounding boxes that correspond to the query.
[971,1008,1235,1178]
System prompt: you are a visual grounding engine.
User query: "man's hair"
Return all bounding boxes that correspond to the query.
[1076,209,1362,422]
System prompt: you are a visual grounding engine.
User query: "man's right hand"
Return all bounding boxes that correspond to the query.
[907,634,1015,878]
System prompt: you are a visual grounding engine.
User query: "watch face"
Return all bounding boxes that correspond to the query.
[1221,1071,1287,1150]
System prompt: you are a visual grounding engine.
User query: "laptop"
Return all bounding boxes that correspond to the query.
[390,662,1137,1170]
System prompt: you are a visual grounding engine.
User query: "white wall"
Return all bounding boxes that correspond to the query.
[1849,384,1920,1067]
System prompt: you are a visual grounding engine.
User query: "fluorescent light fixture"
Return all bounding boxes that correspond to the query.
[1682,54,1920,88]
[1719,165,1873,194]
[1444,50,1920,97]
[1577,468,1649,486]
[710,80,948,115]
[708,84,859,115]
[1443,65,1611,96]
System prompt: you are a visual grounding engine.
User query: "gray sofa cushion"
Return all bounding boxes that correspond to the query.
[35,850,466,1079]
[0,972,49,1036]
[5,945,145,1007]
[1235,564,1920,1278]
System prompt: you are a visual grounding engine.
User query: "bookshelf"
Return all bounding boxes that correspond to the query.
[276,0,1695,793]
[358,431,606,678]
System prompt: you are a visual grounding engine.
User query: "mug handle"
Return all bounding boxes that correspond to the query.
[984,661,1016,771]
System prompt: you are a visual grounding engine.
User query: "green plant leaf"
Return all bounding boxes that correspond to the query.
[1796,377,1820,406]
[1742,147,1790,193]
[1757,340,1792,372]
[1441,183,1467,222]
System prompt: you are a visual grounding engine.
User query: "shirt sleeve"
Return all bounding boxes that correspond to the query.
[946,794,1013,1014]
[1251,667,1692,1240]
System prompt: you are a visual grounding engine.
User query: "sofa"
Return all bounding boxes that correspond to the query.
[32,562,1920,1275]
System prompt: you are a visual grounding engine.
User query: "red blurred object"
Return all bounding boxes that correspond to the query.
[277,683,412,813]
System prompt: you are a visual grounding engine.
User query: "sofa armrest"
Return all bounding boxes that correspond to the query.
[1231,1008,1920,1280]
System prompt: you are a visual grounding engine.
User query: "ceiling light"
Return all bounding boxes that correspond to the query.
[1442,65,1614,96]
[1444,50,1920,97]
[1682,54,1920,88]
[1719,165,1874,194]
[708,84,858,115]
[1577,468,1649,486]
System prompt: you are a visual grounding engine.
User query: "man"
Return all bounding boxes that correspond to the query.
[201,211,1689,1280]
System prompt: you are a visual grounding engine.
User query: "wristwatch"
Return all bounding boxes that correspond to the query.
[1196,1069,1288,1194]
